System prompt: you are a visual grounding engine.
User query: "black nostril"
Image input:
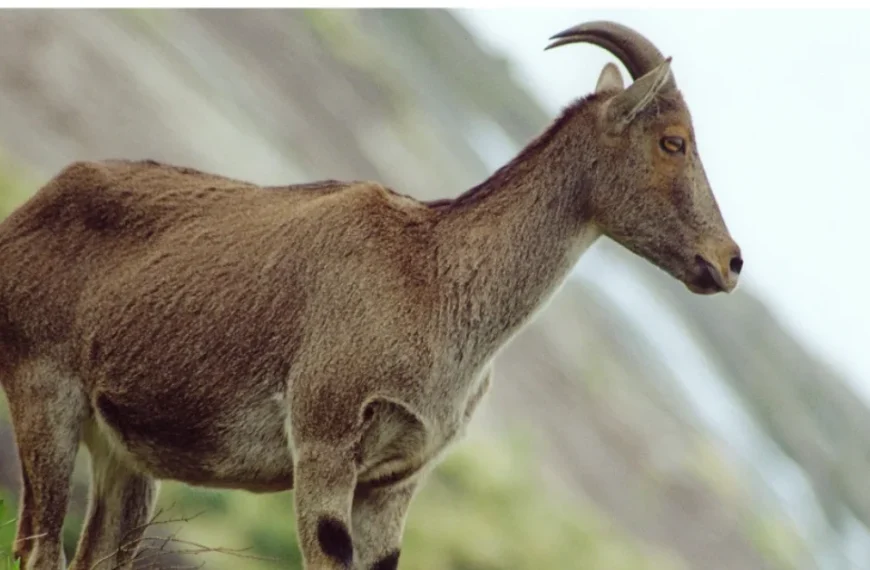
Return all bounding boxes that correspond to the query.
[694,255,720,291]
[730,256,743,274]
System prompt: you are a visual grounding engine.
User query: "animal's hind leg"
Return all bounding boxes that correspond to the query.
[68,433,156,570]
[6,361,87,570]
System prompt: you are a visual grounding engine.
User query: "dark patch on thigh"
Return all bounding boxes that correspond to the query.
[95,392,218,454]
[372,549,400,570]
[317,516,353,567]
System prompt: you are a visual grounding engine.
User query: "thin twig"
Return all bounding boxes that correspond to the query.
[85,503,280,570]
[12,531,48,545]
[0,518,16,529]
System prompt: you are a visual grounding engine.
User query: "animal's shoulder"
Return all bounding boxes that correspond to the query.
[277,177,435,216]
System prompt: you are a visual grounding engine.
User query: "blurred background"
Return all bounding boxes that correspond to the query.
[0,8,868,570]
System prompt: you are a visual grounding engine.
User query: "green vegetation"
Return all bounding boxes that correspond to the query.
[0,156,34,221]
[136,439,687,570]
[403,440,685,570]
[0,441,687,570]
[1,499,20,570]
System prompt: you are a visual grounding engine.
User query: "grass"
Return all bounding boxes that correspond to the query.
[0,499,20,570]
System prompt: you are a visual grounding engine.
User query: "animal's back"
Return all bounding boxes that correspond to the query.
[0,159,436,382]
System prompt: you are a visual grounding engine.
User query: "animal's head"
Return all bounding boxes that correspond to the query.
[548,21,742,295]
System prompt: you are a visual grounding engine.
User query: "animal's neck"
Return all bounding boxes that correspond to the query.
[434,103,602,365]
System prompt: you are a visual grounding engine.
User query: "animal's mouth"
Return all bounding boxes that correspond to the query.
[685,255,730,295]
[686,277,724,295]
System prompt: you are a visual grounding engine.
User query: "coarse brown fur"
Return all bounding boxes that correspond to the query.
[0,22,741,570]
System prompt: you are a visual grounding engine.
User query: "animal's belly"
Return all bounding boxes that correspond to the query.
[90,389,296,493]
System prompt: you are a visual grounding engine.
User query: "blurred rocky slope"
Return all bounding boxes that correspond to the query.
[0,8,866,570]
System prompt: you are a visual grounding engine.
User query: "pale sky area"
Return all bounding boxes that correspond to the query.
[458,9,870,398]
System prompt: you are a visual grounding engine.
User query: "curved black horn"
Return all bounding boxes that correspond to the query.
[546,20,675,87]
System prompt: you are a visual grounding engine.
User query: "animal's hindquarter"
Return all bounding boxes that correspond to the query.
[70,238,306,489]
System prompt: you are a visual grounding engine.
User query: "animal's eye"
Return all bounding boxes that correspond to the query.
[660,136,686,154]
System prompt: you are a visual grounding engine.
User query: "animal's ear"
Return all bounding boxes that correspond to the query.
[604,57,673,132]
[596,62,625,93]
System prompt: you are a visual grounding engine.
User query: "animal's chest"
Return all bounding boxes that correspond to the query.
[421,363,493,453]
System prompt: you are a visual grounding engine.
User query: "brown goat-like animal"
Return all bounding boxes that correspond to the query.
[0,21,741,570]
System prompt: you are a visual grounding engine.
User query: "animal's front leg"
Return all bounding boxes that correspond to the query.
[351,480,421,570]
[294,444,358,570]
